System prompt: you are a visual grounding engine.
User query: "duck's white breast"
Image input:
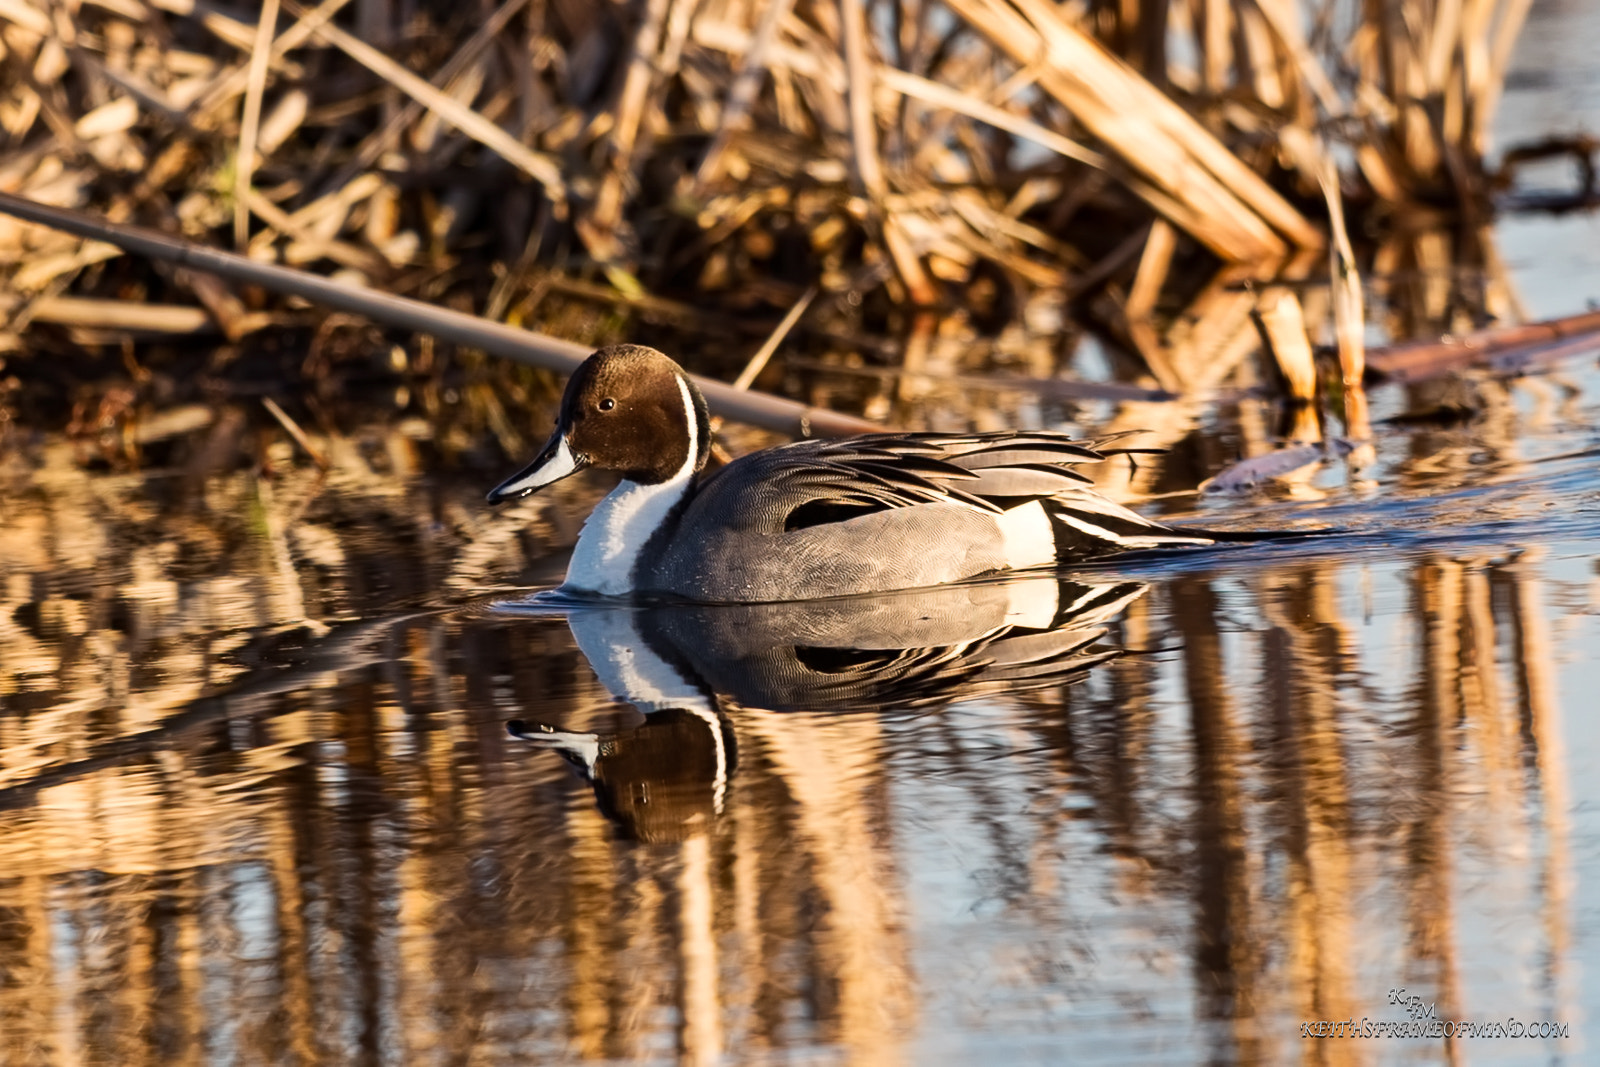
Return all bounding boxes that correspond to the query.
[561,376,700,596]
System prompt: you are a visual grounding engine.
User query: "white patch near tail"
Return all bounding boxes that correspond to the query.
[1003,575,1061,629]
[1058,583,1149,625]
[996,500,1057,569]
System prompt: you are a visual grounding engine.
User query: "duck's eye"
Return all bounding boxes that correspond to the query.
[598,397,616,412]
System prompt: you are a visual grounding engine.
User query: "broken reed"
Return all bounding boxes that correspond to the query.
[0,0,1531,401]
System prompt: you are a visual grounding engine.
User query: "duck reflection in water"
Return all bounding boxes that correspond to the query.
[500,575,1147,841]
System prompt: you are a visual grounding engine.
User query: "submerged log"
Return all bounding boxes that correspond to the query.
[1366,309,1600,383]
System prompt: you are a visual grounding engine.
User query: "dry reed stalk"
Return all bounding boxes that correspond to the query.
[1139,261,1284,393]
[543,274,753,328]
[261,396,328,468]
[877,67,1105,169]
[585,0,673,258]
[1202,0,1232,93]
[234,0,281,248]
[945,0,1318,260]
[689,19,1107,290]
[732,285,816,391]
[130,405,216,445]
[1126,222,1175,318]
[13,241,124,291]
[1477,0,1534,154]
[409,60,488,153]
[1239,5,1286,110]
[0,0,48,35]
[208,0,392,185]
[1251,0,1343,115]
[1253,288,1317,405]
[946,193,1077,279]
[658,0,698,78]
[693,0,798,190]
[882,213,937,304]
[839,0,884,198]
[27,297,211,333]
[278,0,564,199]
[244,189,387,274]
[1123,220,1180,391]
[1317,152,1370,448]
[167,0,323,119]
[248,172,389,267]
[0,0,1541,421]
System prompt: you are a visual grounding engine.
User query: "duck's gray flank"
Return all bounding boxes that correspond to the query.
[487,344,1253,602]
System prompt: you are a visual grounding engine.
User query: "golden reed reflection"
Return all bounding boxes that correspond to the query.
[0,455,1584,1064]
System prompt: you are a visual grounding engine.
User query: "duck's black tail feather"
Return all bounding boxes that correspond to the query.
[1042,492,1214,556]
[1164,524,1334,545]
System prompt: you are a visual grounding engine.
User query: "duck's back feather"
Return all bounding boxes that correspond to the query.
[638,430,1211,601]
[692,431,1124,523]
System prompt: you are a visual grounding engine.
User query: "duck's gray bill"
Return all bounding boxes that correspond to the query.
[486,432,587,504]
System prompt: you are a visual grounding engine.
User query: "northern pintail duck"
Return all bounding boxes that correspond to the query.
[487,345,1236,602]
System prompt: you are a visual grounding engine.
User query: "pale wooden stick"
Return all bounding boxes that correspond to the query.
[29,297,210,332]
[732,286,816,391]
[262,396,329,468]
[878,67,1106,169]
[234,0,281,248]
[839,0,884,197]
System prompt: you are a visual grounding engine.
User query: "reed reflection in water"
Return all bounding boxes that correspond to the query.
[1,439,1592,1065]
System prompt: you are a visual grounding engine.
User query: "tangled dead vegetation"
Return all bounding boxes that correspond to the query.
[0,0,1544,480]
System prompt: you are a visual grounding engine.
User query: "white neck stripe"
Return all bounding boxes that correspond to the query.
[678,703,729,814]
[675,375,700,480]
[560,375,700,596]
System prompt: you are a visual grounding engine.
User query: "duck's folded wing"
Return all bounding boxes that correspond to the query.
[932,434,1107,499]
[688,434,1006,532]
[691,431,1142,533]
